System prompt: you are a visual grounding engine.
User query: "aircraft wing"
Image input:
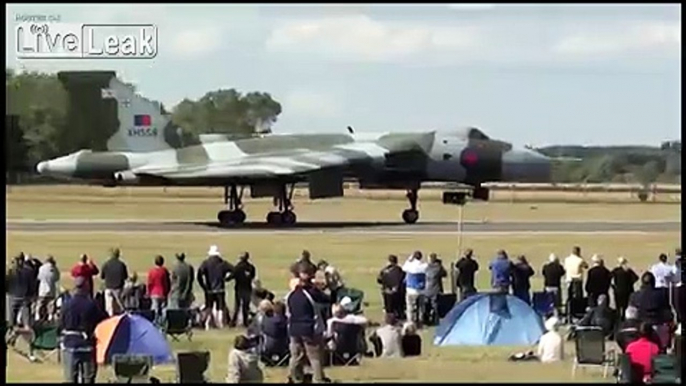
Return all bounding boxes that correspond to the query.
[125,143,390,183]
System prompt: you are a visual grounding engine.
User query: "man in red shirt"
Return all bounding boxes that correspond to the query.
[71,254,99,298]
[147,255,171,324]
[625,322,661,383]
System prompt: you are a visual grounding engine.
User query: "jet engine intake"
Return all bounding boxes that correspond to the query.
[114,170,140,184]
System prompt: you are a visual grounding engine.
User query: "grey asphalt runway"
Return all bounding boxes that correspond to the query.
[5,220,681,234]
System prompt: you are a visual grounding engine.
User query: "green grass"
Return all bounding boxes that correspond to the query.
[6,185,681,222]
[5,231,679,383]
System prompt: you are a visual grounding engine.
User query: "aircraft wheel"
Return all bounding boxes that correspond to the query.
[281,211,297,226]
[218,210,232,225]
[266,211,282,225]
[233,209,246,224]
[402,209,419,224]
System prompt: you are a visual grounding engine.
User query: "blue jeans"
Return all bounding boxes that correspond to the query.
[62,348,97,383]
[151,297,167,324]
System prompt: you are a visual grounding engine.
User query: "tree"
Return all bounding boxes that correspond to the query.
[6,114,29,183]
[171,89,282,138]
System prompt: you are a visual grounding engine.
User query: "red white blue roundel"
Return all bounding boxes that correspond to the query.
[460,148,479,167]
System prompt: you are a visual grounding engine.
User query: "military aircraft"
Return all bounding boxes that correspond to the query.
[36,71,553,226]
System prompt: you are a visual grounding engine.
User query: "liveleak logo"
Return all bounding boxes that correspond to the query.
[15,23,157,59]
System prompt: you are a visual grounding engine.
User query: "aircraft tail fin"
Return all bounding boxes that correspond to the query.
[58,71,181,153]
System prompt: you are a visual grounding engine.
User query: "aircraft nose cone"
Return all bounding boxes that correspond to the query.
[36,161,48,174]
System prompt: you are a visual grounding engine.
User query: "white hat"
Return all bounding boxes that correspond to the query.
[340,296,352,307]
[208,245,221,257]
[548,253,557,262]
[591,254,601,263]
[544,316,560,332]
[618,257,627,265]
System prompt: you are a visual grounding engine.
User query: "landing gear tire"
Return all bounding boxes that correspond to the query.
[281,211,297,226]
[218,209,246,225]
[266,211,282,225]
[267,183,298,226]
[402,209,419,224]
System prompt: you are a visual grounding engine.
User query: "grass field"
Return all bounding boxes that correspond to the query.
[5,231,680,383]
[5,185,681,222]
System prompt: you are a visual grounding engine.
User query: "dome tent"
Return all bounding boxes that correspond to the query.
[434,292,545,346]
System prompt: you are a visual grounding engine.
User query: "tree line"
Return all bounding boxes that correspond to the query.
[5,69,681,186]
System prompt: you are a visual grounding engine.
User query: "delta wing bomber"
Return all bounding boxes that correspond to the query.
[36,71,552,226]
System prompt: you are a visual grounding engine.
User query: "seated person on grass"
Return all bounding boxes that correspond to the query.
[401,322,422,357]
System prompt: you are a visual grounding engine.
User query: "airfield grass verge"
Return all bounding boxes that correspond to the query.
[6,185,681,222]
[5,232,679,383]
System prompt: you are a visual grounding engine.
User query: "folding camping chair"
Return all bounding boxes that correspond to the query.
[335,288,365,314]
[28,323,61,363]
[532,291,556,318]
[329,322,365,366]
[111,354,153,383]
[162,309,193,342]
[176,351,210,383]
[259,337,290,367]
[614,354,640,384]
[571,326,615,379]
[651,354,680,384]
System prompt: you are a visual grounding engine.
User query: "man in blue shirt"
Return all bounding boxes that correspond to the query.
[489,250,513,293]
[59,276,108,383]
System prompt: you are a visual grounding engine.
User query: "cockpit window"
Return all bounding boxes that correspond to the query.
[467,127,489,140]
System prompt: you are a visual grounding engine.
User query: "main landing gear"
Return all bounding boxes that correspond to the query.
[218,185,246,225]
[266,184,297,226]
[402,188,419,224]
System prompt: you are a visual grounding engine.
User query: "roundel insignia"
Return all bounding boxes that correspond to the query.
[460,148,479,167]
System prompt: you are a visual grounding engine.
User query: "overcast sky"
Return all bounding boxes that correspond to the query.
[5,3,681,146]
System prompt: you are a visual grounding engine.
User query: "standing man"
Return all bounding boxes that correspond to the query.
[586,255,612,308]
[564,246,588,304]
[147,255,171,324]
[71,254,99,298]
[6,254,36,346]
[197,245,234,330]
[542,253,566,314]
[454,249,479,301]
[290,250,317,278]
[100,248,129,316]
[511,255,535,305]
[673,248,683,323]
[37,256,60,322]
[611,257,639,321]
[169,253,194,310]
[402,251,428,325]
[423,253,447,325]
[377,255,405,319]
[229,252,257,328]
[489,250,513,293]
[59,276,108,383]
[650,254,675,307]
[285,265,331,384]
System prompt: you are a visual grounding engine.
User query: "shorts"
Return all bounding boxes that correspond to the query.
[204,292,226,311]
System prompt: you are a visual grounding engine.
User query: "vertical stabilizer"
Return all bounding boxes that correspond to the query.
[58,71,179,153]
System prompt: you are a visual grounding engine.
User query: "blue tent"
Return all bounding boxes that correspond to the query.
[434,292,545,346]
[95,313,174,365]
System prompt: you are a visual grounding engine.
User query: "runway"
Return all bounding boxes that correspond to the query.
[5,220,681,234]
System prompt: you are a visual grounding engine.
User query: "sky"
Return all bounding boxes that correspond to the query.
[5,3,682,146]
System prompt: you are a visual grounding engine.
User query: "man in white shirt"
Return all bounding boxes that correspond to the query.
[402,251,428,324]
[537,316,563,363]
[564,246,588,303]
[650,254,675,307]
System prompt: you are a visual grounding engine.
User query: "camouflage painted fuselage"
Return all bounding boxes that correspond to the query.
[39,128,551,190]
